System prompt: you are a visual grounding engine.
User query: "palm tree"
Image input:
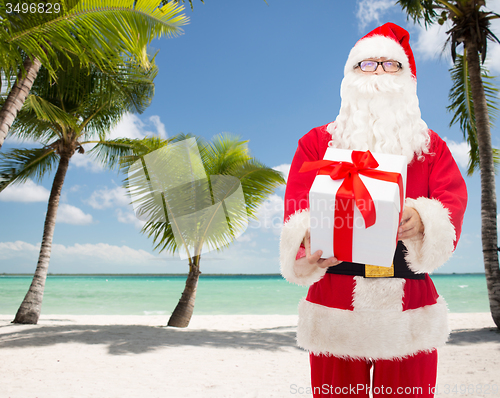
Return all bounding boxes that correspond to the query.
[121,134,285,327]
[447,54,499,175]
[0,55,157,324]
[398,0,500,328]
[0,0,188,149]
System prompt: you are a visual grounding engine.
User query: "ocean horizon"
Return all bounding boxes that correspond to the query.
[1,273,490,316]
[1,272,487,276]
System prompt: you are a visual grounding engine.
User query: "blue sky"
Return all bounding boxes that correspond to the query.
[1,0,500,274]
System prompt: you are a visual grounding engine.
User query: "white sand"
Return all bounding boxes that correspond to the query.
[0,313,498,398]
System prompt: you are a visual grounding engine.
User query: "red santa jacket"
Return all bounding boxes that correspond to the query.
[280,124,467,360]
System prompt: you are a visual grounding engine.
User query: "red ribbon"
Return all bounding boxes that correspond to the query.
[300,150,404,262]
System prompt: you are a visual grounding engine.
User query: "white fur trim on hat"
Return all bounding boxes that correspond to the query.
[403,197,456,274]
[344,35,412,80]
[280,209,327,286]
[296,294,449,360]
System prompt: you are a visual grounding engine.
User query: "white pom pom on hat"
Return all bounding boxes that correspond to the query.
[344,22,417,80]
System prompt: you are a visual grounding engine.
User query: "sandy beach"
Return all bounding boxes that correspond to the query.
[0,313,498,398]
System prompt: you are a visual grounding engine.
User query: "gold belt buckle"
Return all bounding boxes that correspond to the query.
[365,263,394,277]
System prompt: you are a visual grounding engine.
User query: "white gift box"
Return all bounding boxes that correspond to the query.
[309,148,407,267]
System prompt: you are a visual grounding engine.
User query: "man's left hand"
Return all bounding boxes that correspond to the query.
[398,206,424,240]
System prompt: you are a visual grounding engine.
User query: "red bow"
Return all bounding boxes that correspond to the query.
[300,150,404,262]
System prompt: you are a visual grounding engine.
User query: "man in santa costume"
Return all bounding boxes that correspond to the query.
[280,23,467,397]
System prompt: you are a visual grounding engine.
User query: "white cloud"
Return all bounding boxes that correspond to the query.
[413,21,452,61]
[485,0,500,13]
[87,186,130,209]
[0,179,50,202]
[68,185,83,193]
[116,208,146,229]
[483,2,500,74]
[273,163,291,186]
[250,194,284,235]
[356,0,394,31]
[70,153,106,172]
[235,232,256,243]
[444,138,470,169]
[50,242,156,264]
[56,204,93,225]
[148,115,167,139]
[0,241,40,259]
[0,240,157,266]
[486,41,500,74]
[86,186,146,228]
[108,113,168,140]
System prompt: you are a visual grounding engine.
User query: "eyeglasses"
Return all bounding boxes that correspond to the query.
[355,60,402,73]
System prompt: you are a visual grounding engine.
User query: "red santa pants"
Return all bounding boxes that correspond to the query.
[310,349,437,397]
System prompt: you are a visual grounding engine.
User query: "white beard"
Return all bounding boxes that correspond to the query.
[327,71,430,162]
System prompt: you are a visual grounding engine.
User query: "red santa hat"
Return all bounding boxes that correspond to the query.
[344,22,416,80]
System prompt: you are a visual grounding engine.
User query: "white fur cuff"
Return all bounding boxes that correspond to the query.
[403,197,456,274]
[280,209,327,286]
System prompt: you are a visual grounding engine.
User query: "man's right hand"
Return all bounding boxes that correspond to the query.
[294,230,342,277]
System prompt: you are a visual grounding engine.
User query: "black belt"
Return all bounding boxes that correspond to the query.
[326,241,425,279]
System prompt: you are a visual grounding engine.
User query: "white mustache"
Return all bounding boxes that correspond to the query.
[343,73,406,95]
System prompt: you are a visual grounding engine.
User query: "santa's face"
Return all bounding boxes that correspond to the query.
[328,56,429,161]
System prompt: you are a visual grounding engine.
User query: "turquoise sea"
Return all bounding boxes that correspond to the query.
[0,274,490,316]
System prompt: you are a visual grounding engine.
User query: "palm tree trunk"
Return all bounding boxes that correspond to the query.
[466,39,500,329]
[167,255,201,328]
[0,56,42,150]
[12,152,71,324]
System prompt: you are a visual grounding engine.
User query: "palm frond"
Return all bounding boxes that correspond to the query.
[396,0,441,27]
[85,138,145,170]
[200,133,251,176]
[199,134,285,216]
[144,220,177,253]
[25,94,79,130]
[162,0,204,12]
[0,0,189,77]
[51,55,158,118]
[119,135,174,172]
[125,134,286,256]
[0,96,58,144]
[34,53,156,117]
[447,52,499,175]
[0,146,58,190]
[10,51,158,144]
[229,160,285,218]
